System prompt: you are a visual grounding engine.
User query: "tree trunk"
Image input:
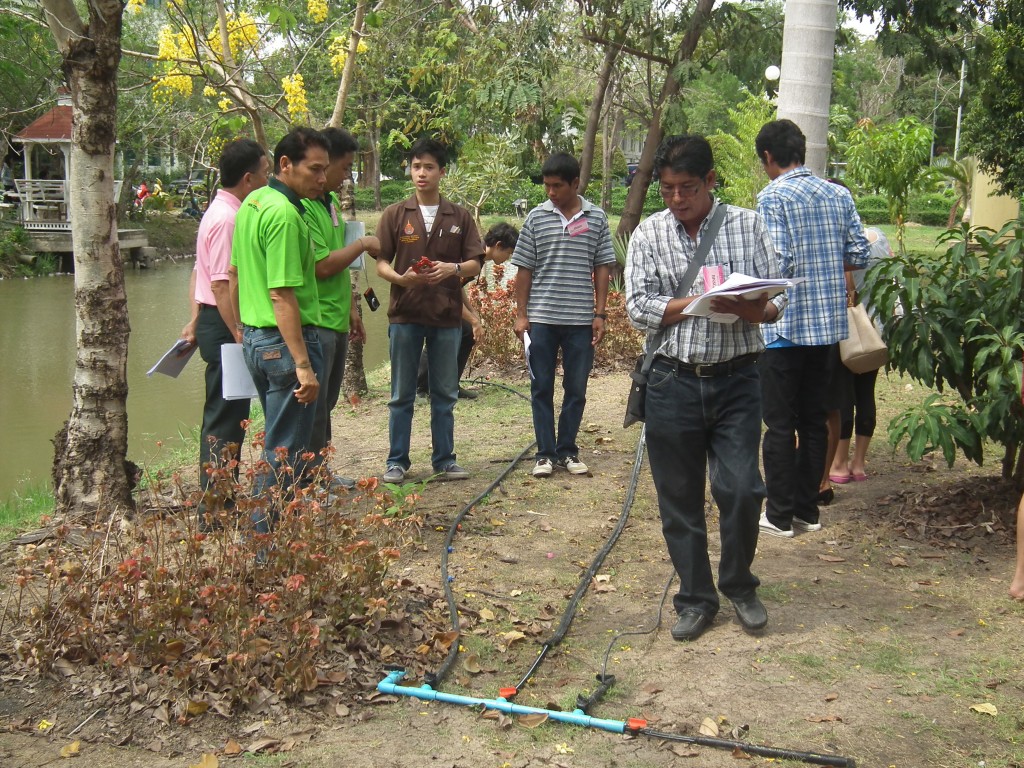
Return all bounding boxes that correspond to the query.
[579,42,620,196]
[328,0,366,128]
[41,0,135,520]
[617,0,717,238]
[775,0,838,177]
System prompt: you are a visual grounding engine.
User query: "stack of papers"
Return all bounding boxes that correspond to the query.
[683,273,806,323]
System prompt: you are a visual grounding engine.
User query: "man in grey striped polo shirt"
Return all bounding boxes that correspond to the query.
[512,153,616,478]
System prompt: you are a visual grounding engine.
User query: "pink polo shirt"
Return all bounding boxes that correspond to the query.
[193,189,242,307]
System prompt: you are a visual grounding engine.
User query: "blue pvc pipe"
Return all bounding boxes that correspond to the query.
[378,670,627,734]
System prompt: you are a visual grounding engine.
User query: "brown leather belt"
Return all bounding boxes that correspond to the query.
[653,352,759,378]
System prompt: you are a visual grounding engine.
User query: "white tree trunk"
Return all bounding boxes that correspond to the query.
[776,0,837,177]
[41,0,134,519]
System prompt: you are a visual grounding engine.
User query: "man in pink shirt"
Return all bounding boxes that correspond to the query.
[181,138,269,527]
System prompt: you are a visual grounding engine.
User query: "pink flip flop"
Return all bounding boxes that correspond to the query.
[852,473,868,482]
[829,473,851,484]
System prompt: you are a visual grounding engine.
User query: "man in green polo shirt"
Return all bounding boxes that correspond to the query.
[303,127,381,489]
[231,127,329,532]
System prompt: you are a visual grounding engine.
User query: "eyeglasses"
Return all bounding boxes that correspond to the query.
[659,181,706,199]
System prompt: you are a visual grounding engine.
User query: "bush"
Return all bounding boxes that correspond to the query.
[6,447,422,711]
[855,191,960,226]
[353,180,412,211]
[868,219,1024,485]
[469,269,642,371]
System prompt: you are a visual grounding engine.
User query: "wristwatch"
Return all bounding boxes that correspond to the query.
[455,263,462,275]
[595,313,607,320]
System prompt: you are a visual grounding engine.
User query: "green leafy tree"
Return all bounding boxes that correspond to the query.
[440,133,523,226]
[962,1,1024,196]
[867,220,1024,487]
[845,116,934,253]
[707,92,774,208]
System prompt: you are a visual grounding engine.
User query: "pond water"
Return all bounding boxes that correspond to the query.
[0,261,391,502]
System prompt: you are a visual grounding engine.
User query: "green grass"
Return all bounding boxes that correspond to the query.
[0,482,54,539]
[875,224,948,256]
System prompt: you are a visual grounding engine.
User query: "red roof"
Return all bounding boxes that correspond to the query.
[16,105,72,142]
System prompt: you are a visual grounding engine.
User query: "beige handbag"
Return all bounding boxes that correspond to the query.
[840,303,889,374]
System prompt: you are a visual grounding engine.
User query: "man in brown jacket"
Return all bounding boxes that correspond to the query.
[375,138,484,483]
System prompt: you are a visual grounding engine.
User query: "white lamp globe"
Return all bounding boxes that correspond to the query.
[765,65,781,82]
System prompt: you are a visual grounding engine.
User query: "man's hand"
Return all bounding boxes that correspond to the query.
[359,235,382,259]
[514,315,530,341]
[422,260,459,285]
[181,320,197,345]
[349,311,366,345]
[591,316,606,347]
[709,295,769,323]
[471,318,484,343]
[294,366,319,404]
[400,265,432,288]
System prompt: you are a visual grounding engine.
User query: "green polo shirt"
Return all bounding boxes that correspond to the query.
[232,178,321,328]
[302,191,352,333]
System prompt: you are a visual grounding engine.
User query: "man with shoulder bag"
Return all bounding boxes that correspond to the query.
[625,135,786,642]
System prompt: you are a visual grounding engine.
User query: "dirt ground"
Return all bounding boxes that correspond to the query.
[1,369,1022,768]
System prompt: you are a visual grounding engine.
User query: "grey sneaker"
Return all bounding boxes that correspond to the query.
[759,512,794,538]
[532,458,553,478]
[382,465,406,484]
[440,462,470,480]
[556,455,589,474]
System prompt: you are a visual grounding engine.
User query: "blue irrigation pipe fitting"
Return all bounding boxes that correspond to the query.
[378,670,638,735]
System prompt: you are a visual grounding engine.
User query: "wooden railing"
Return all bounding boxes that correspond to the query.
[11,179,124,231]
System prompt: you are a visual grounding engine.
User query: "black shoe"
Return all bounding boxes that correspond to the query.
[458,387,478,400]
[817,488,835,506]
[731,595,768,632]
[671,610,712,641]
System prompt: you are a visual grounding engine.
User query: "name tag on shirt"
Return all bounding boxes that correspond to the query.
[701,265,724,292]
[449,225,461,235]
[567,218,589,236]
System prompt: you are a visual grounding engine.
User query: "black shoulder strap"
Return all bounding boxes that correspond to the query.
[641,203,728,374]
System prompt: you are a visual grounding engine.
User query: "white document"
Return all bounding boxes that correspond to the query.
[221,343,258,400]
[683,273,806,324]
[147,338,197,378]
[523,330,534,380]
[344,220,366,271]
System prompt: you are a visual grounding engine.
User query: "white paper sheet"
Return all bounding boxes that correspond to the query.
[683,273,806,323]
[221,343,258,400]
[344,220,366,271]
[523,330,535,380]
[147,338,197,378]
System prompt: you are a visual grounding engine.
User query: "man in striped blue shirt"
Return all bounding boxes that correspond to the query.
[511,154,617,479]
[755,119,870,539]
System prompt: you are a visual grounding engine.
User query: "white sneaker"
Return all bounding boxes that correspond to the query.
[556,455,588,474]
[792,516,823,533]
[532,458,553,478]
[759,512,794,539]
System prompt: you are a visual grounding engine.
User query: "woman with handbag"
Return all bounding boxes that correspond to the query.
[829,227,891,484]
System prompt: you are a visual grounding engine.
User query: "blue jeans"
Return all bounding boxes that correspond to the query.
[644,358,765,618]
[527,323,594,460]
[310,327,349,459]
[243,325,323,532]
[387,322,461,472]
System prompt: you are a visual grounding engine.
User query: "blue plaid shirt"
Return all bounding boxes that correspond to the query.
[756,167,869,346]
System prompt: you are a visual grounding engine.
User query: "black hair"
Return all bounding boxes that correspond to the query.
[321,127,358,160]
[540,152,580,184]
[273,127,329,173]
[409,137,449,168]
[653,135,714,179]
[219,138,266,188]
[755,119,806,167]
[483,222,519,250]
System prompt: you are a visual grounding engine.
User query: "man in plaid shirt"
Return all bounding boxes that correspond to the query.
[755,119,869,539]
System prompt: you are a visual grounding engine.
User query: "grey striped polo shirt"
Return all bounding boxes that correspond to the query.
[510,197,617,326]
